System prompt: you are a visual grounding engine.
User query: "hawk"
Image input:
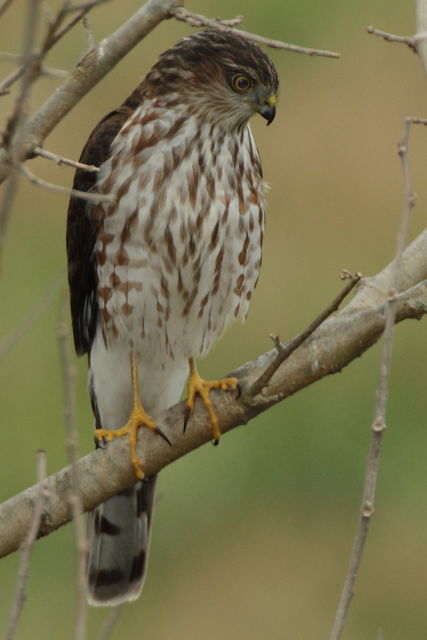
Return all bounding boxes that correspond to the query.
[67,29,279,607]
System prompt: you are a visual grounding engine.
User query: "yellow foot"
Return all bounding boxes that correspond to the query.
[96,356,171,479]
[185,357,238,442]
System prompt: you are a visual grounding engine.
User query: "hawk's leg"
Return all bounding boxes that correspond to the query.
[185,356,238,443]
[96,355,171,479]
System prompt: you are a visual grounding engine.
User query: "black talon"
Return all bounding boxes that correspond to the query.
[212,438,220,446]
[183,405,191,433]
[155,426,172,447]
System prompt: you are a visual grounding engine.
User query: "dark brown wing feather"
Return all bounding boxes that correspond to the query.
[66,101,137,356]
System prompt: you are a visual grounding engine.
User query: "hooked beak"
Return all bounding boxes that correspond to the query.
[259,94,277,126]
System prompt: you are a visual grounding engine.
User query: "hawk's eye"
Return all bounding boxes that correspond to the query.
[232,74,252,93]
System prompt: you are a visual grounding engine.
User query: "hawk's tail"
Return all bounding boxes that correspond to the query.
[87,474,157,607]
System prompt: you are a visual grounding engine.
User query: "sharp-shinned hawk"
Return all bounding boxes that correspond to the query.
[67,29,279,606]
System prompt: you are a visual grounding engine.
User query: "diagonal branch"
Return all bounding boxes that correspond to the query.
[173,6,340,58]
[0,229,426,560]
[249,271,362,397]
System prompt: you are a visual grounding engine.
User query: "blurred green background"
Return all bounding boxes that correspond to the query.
[1,1,427,638]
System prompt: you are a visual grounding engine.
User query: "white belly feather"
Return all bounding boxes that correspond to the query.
[92,102,265,369]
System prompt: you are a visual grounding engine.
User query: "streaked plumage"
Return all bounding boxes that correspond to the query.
[67,29,278,606]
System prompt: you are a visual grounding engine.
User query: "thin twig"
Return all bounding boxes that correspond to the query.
[0,0,41,260]
[0,1,109,96]
[0,52,68,78]
[65,0,110,13]
[410,116,427,125]
[0,0,14,18]
[0,271,64,363]
[0,67,24,96]
[82,15,96,52]
[249,271,362,398]
[3,0,42,138]
[0,171,20,266]
[329,117,417,640]
[19,164,113,202]
[33,146,100,172]
[4,450,47,640]
[97,606,124,640]
[45,4,98,49]
[58,299,88,640]
[172,7,340,59]
[367,26,416,51]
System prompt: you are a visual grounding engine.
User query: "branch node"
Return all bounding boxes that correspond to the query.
[372,416,386,433]
[387,287,398,302]
[362,500,374,518]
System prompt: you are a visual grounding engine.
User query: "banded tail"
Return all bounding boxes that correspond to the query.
[87,475,157,606]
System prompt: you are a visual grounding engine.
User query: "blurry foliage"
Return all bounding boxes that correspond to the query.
[0,1,426,638]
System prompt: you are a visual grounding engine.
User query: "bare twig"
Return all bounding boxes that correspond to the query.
[0,0,41,262]
[97,606,124,640]
[3,0,42,138]
[33,145,100,172]
[0,271,64,363]
[0,0,14,18]
[82,15,96,52]
[4,450,47,640]
[0,1,108,96]
[0,172,20,265]
[367,26,416,51]
[410,116,427,125]
[58,300,87,640]
[65,0,110,12]
[329,117,417,640]
[249,271,362,398]
[19,164,113,202]
[172,7,340,58]
[0,52,68,79]
[0,67,24,96]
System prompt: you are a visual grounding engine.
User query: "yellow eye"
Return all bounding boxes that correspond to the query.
[232,74,252,93]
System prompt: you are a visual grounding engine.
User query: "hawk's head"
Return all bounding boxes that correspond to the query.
[144,30,279,131]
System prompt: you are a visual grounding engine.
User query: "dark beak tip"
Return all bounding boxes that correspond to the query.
[260,105,276,126]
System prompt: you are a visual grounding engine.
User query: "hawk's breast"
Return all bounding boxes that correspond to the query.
[92,100,265,361]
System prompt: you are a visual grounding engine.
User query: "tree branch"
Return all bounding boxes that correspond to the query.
[0,230,426,560]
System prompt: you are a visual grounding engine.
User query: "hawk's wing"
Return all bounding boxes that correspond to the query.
[66,103,135,356]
